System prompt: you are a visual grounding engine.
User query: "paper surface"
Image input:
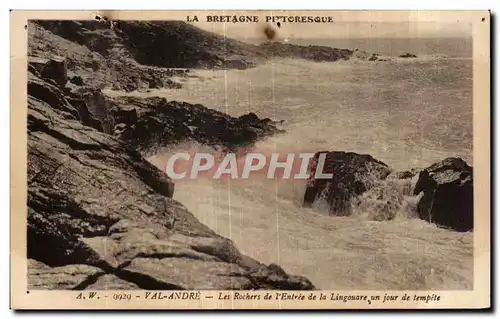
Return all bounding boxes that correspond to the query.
[11,10,490,310]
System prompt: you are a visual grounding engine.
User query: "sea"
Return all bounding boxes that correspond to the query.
[111,37,474,290]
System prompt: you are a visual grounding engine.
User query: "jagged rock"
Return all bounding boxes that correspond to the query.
[29,60,107,133]
[28,22,185,93]
[399,52,417,58]
[27,70,314,290]
[413,158,473,232]
[34,20,259,70]
[303,151,392,215]
[28,71,80,120]
[106,96,282,153]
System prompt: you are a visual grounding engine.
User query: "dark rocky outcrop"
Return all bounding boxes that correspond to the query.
[260,42,354,62]
[413,158,473,232]
[303,151,392,215]
[106,97,282,154]
[27,57,313,290]
[33,20,260,70]
[302,152,474,231]
[28,22,186,92]
[112,21,260,69]
[399,53,418,58]
[29,56,68,88]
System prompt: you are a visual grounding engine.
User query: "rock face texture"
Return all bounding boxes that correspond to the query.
[413,158,473,232]
[27,38,314,289]
[106,96,282,154]
[29,21,186,92]
[303,151,393,215]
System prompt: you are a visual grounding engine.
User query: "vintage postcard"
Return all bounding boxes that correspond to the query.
[10,10,490,310]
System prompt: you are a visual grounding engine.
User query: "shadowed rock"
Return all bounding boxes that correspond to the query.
[106,96,283,154]
[303,151,392,216]
[413,158,473,232]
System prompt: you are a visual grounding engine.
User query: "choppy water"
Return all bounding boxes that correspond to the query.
[141,56,473,290]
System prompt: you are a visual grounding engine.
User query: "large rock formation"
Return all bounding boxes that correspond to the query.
[32,20,260,72]
[303,151,392,215]
[302,152,474,231]
[27,60,314,290]
[28,21,186,92]
[413,158,473,232]
[106,96,282,154]
[259,42,355,62]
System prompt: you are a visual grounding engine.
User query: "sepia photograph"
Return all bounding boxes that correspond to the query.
[10,10,490,309]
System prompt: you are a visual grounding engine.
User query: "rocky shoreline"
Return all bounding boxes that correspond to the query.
[27,59,314,290]
[303,152,473,232]
[27,20,464,290]
[27,20,318,290]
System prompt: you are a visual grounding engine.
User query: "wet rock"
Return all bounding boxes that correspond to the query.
[303,151,392,215]
[413,158,473,232]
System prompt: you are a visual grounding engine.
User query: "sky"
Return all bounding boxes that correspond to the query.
[194,21,472,43]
